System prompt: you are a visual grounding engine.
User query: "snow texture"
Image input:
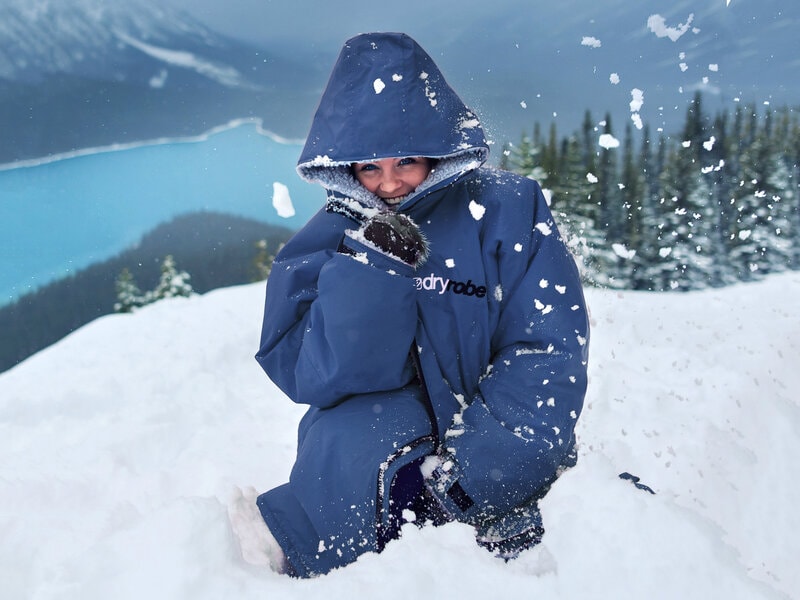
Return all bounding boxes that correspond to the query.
[1,273,798,599]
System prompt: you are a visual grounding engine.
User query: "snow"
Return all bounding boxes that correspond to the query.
[1,272,799,599]
[581,36,601,49]
[115,30,246,88]
[598,133,620,149]
[271,181,295,218]
[629,88,644,113]
[611,243,636,260]
[647,13,696,42]
[468,199,486,221]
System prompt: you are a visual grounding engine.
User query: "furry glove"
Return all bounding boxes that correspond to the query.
[362,212,429,268]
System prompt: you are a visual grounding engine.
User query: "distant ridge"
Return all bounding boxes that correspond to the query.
[0,0,321,164]
[0,211,293,373]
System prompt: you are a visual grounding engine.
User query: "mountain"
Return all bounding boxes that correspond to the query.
[162,0,800,149]
[0,210,293,374]
[2,0,798,166]
[0,0,322,164]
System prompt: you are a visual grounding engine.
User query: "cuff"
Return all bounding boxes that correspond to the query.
[340,232,417,277]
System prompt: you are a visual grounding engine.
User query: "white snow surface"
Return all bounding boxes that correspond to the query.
[115,31,245,88]
[1,273,799,599]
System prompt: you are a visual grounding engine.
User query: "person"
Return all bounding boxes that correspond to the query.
[240,32,589,578]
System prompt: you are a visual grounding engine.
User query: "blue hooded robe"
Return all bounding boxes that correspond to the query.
[255,32,589,577]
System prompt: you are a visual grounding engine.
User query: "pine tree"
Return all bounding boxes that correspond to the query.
[250,240,282,282]
[787,110,800,269]
[762,108,797,273]
[113,268,144,313]
[550,135,612,287]
[581,110,598,177]
[701,112,739,287]
[148,255,193,302]
[619,123,644,285]
[728,106,793,279]
[596,114,627,288]
[541,122,560,190]
[652,94,718,290]
[505,129,545,180]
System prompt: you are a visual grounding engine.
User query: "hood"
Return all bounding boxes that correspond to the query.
[296,32,489,211]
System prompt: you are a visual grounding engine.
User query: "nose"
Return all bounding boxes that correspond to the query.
[378,172,403,195]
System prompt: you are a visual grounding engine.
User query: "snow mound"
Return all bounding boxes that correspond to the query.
[1,273,798,599]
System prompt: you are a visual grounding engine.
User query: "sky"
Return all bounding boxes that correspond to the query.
[1,269,798,599]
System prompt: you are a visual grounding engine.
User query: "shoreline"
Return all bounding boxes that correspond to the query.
[0,118,304,172]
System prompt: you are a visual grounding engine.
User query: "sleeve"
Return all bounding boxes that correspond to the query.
[433,182,590,520]
[255,210,420,409]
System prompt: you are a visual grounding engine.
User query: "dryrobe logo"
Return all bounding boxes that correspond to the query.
[413,273,487,298]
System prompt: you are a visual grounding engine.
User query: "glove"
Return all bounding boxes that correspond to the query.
[423,452,548,560]
[420,451,480,523]
[361,212,429,268]
[474,494,545,560]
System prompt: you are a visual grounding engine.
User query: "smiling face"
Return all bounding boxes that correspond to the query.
[352,157,433,206]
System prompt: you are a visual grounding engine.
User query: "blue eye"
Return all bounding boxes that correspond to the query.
[357,163,378,172]
[398,157,417,166]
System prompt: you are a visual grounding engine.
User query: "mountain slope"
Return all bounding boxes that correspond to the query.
[0,211,293,374]
[0,0,320,163]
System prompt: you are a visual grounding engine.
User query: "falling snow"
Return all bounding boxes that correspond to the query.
[468,200,486,221]
[599,134,620,149]
[647,13,695,42]
[272,182,295,218]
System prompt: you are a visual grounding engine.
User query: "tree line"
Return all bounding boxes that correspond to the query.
[0,212,292,374]
[500,92,800,291]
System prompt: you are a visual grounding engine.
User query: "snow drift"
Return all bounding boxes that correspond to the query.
[1,273,798,599]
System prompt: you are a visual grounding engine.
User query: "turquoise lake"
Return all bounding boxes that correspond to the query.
[0,122,323,305]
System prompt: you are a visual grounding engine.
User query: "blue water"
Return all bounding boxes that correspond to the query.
[0,122,323,305]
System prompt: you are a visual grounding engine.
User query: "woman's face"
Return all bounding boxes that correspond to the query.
[352,157,432,206]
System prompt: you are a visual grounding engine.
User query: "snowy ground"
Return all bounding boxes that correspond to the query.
[1,272,798,599]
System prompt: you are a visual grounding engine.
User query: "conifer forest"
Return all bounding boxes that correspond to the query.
[500,92,800,292]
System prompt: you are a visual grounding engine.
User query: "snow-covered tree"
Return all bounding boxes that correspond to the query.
[728,106,794,280]
[649,94,718,291]
[501,94,800,292]
[114,268,144,313]
[250,240,282,282]
[147,255,193,303]
[504,127,546,181]
[550,135,614,288]
[595,114,628,288]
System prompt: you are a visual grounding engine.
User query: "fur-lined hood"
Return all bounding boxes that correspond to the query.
[296,33,490,213]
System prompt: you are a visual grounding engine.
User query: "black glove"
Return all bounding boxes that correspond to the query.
[362,212,429,268]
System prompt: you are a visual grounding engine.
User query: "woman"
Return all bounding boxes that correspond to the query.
[245,32,589,578]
